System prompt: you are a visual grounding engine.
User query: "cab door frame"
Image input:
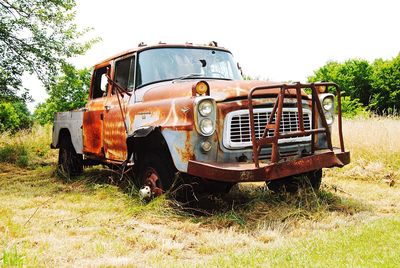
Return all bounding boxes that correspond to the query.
[82,62,112,159]
[103,53,136,161]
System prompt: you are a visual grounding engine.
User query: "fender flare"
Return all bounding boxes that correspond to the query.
[126,126,165,162]
[57,128,80,154]
[127,126,156,138]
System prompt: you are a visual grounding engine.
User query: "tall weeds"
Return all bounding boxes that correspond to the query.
[0,124,57,167]
[330,115,400,181]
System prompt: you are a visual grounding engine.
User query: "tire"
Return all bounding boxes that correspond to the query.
[308,169,322,190]
[137,151,175,197]
[58,137,83,178]
[267,169,322,193]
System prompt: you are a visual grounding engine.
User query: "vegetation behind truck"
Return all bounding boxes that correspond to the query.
[51,42,350,197]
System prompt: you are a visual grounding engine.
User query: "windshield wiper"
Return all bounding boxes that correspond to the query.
[172,73,203,82]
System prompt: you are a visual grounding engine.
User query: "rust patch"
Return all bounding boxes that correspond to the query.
[175,131,195,163]
[187,150,350,182]
[82,98,107,157]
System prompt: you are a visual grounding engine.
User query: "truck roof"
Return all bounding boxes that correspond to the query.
[94,42,230,69]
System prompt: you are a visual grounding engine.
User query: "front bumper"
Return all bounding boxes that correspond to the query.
[187,148,350,182]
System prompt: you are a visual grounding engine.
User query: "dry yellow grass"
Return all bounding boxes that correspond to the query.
[329,116,400,181]
[1,118,399,266]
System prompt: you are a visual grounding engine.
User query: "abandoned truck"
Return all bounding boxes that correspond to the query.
[51,42,350,197]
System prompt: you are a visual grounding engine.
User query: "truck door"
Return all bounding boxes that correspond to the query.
[82,65,110,158]
[103,55,135,161]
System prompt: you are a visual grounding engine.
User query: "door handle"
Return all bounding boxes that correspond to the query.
[104,105,112,111]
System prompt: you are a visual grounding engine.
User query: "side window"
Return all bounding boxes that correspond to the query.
[114,56,135,93]
[92,66,110,99]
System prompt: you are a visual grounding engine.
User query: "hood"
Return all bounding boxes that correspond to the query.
[140,79,308,102]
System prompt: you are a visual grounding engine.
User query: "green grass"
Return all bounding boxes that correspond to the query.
[204,216,400,267]
[1,245,25,267]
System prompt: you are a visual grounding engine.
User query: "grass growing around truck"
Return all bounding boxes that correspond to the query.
[1,117,399,267]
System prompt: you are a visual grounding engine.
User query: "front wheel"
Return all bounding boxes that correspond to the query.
[267,169,322,193]
[137,151,175,198]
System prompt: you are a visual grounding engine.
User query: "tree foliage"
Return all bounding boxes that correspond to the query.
[308,54,400,115]
[33,64,90,125]
[0,0,95,100]
[370,56,400,114]
[308,59,372,106]
[0,99,31,131]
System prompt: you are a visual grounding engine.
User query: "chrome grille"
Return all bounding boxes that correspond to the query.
[224,108,312,148]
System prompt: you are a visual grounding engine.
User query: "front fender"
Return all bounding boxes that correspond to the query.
[161,129,218,173]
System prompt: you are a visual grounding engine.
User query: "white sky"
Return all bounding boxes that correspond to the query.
[27,0,400,111]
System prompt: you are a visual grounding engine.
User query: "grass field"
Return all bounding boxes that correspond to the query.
[0,117,399,267]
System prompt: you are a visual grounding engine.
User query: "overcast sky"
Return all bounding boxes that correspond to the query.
[27,0,400,111]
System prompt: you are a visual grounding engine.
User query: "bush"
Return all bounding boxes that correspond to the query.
[340,96,369,118]
[0,100,31,132]
[308,59,372,106]
[0,144,29,167]
[369,56,400,114]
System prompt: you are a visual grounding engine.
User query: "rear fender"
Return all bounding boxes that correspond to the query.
[56,129,81,154]
[52,111,83,154]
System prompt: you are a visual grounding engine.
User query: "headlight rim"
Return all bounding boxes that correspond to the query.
[324,111,334,125]
[199,118,214,136]
[322,96,334,111]
[198,99,213,117]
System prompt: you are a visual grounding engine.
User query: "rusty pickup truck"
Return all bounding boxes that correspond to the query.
[51,42,350,197]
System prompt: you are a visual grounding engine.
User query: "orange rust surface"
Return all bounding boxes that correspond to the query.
[103,94,129,161]
[125,97,195,134]
[188,150,350,182]
[83,98,106,157]
[141,80,309,103]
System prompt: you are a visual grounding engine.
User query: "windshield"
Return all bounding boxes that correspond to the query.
[136,47,242,88]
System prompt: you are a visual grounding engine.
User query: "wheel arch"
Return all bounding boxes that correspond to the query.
[126,127,176,171]
[57,128,80,154]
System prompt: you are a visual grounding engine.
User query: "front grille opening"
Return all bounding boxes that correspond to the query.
[230,110,311,144]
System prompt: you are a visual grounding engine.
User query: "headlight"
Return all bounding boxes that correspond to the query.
[325,112,334,125]
[198,100,213,117]
[195,97,216,136]
[322,97,334,111]
[199,118,214,136]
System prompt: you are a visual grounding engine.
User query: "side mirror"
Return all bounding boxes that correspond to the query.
[100,74,108,93]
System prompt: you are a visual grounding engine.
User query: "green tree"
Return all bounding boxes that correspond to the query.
[370,54,400,114]
[33,64,91,124]
[308,59,373,106]
[0,0,96,100]
[0,99,31,131]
